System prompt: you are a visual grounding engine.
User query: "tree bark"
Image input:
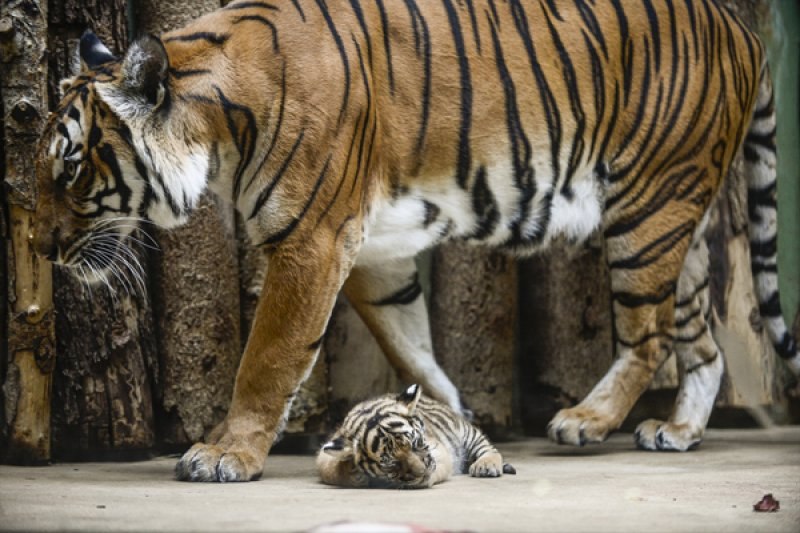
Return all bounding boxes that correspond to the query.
[47,0,159,460]
[430,244,516,437]
[137,0,242,449]
[1,0,55,464]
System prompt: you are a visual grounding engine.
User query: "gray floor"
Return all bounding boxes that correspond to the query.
[1,428,798,532]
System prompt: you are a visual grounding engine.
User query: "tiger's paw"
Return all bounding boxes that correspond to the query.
[547,407,616,446]
[634,419,702,451]
[469,452,504,478]
[175,442,264,482]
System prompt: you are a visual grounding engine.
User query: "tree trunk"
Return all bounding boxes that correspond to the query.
[47,0,159,461]
[518,239,615,432]
[1,0,55,464]
[430,244,516,438]
[137,0,242,449]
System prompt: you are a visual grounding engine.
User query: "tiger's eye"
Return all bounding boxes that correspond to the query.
[65,160,77,177]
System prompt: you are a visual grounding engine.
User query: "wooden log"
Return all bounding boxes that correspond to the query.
[1,0,54,463]
[430,244,516,438]
[518,241,615,432]
[45,0,159,461]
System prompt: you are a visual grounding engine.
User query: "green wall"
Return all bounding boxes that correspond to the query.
[768,1,800,325]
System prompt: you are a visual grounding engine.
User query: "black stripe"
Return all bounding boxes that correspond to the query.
[375,0,394,95]
[291,0,306,21]
[260,156,331,245]
[510,0,561,187]
[164,32,229,45]
[609,221,694,270]
[315,0,350,128]
[170,68,211,79]
[751,236,777,258]
[308,334,325,351]
[488,14,532,193]
[468,166,499,240]
[442,0,473,189]
[642,0,661,71]
[775,332,797,360]
[348,0,373,68]
[249,130,305,220]
[464,0,481,53]
[245,63,288,194]
[402,0,431,159]
[232,15,279,52]
[225,1,279,10]
[542,8,584,196]
[372,273,422,306]
[758,292,782,318]
[613,281,676,308]
[215,86,258,202]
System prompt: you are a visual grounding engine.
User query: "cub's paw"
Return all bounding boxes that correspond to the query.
[634,419,702,451]
[175,442,264,482]
[469,452,504,478]
[547,407,616,446]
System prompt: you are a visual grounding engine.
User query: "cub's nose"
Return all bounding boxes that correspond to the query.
[32,228,60,262]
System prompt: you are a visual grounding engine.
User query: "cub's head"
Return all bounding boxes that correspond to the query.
[33,31,172,283]
[321,384,436,489]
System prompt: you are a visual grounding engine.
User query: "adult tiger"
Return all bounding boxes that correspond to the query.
[33,0,798,482]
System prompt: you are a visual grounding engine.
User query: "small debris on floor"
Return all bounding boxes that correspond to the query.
[753,494,780,512]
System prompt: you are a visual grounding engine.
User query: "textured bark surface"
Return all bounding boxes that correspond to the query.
[47,0,159,460]
[136,0,242,448]
[518,240,614,431]
[1,0,55,463]
[431,244,516,437]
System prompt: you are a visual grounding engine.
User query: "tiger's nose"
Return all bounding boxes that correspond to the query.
[32,228,60,262]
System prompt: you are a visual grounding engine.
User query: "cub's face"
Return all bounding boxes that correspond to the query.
[322,385,436,489]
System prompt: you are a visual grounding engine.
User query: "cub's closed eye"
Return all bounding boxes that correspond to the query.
[64,160,77,177]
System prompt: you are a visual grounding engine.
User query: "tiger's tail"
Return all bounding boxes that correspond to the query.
[744,65,800,376]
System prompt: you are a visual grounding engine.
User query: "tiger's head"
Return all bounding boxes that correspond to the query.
[33,31,203,282]
[322,384,436,489]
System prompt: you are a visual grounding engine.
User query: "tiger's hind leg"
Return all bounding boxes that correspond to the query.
[548,200,696,446]
[343,257,465,416]
[635,237,723,451]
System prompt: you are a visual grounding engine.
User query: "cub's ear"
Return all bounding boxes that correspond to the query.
[321,437,353,459]
[96,34,169,120]
[79,30,116,71]
[397,384,422,415]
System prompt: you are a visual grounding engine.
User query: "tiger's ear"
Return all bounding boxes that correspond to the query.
[97,34,169,121]
[321,437,353,459]
[397,384,422,415]
[79,30,116,71]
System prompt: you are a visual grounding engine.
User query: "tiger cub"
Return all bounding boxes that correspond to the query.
[318,384,514,489]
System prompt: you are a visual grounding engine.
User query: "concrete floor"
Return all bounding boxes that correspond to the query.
[0,428,798,533]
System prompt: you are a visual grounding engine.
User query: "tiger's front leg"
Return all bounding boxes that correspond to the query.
[175,226,360,482]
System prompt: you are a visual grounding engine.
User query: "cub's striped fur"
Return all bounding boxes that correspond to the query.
[33,0,799,482]
[318,385,514,488]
